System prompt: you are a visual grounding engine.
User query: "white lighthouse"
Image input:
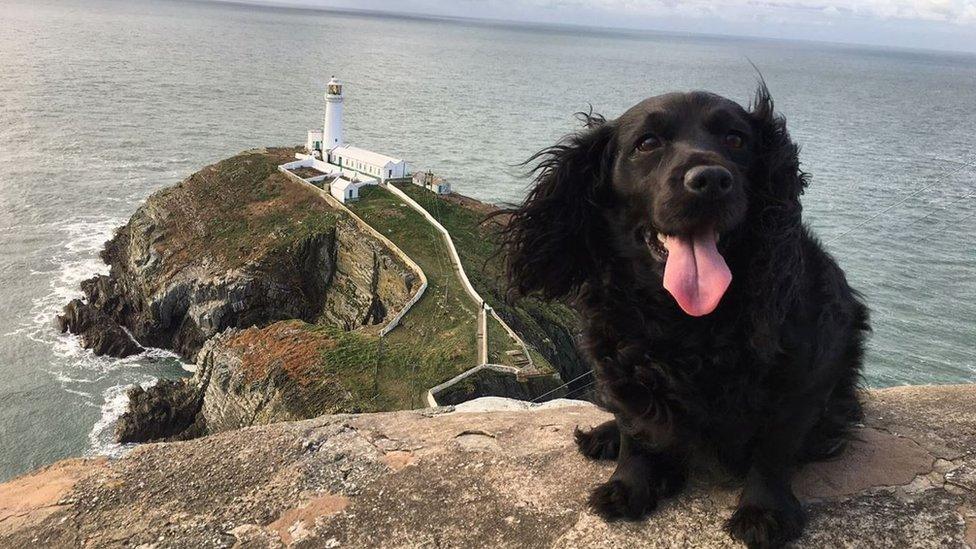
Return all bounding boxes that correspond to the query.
[298,77,410,199]
[323,76,344,151]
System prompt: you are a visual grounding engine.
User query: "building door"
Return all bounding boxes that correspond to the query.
[388,169,392,178]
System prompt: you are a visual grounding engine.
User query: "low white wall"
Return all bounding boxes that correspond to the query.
[280,157,315,170]
[384,183,534,370]
[294,153,342,176]
[386,184,482,309]
[477,304,488,365]
[278,166,428,337]
[425,364,521,407]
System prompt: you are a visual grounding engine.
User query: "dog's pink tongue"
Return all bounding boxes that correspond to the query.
[663,232,732,317]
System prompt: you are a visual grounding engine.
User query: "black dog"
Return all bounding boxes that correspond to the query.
[500,85,869,548]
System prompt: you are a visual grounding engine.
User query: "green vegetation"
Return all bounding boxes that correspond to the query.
[344,185,481,408]
[393,183,583,378]
[486,316,519,367]
[190,150,584,411]
[225,320,379,416]
[148,147,339,285]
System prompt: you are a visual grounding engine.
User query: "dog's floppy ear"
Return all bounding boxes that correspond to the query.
[746,83,809,357]
[749,82,809,208]
[499,112,616,300]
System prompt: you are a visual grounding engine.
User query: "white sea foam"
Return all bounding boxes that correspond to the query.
[13,215,188,456]
[27,216,118,337]
[87,381,152,458]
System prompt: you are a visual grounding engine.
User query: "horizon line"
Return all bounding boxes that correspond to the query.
[197,0,976,57]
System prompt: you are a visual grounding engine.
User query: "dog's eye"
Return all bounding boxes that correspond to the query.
[724,132,745,149]
[635,134,663,152]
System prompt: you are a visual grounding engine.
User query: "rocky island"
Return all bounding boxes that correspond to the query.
[56,148,588,443]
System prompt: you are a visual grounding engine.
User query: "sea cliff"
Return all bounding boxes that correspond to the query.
[57,148,415,361]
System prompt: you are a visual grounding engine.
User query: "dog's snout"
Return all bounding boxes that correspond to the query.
[684,166,733,198]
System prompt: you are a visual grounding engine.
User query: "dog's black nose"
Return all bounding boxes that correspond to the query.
[684,166,733,198]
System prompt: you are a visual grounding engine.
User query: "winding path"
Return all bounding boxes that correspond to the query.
[282,162,539,407]
[384,182,533,369]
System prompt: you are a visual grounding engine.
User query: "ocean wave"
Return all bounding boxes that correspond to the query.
[87,381,151,459]
[14,214,189,457]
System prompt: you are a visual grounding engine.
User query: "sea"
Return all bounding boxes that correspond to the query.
[0,0,974,482]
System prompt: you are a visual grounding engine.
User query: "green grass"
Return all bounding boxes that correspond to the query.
[486,315,519,367]
[343,185,480,409]
[394,183,585,378]
[147,148,339,286]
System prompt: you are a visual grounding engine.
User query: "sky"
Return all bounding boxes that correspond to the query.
[221,0,976,53]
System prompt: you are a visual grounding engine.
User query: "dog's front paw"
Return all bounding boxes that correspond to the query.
[587,479,655,521]
[574,423,620,460]
[723,504,805,549]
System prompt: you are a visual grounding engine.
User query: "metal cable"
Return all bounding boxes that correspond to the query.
[532,369,594,403]
[562,379,598,400]
[826,158,975,245]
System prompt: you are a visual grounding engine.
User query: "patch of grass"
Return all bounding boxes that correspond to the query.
[486,315,517,366]
[223,320,378,416]
[222,318,473,414]
[394,183,585,378]
[145,148,339,288]
[345,186,480,409]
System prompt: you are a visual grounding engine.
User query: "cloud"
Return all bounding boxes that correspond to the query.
[553,0,976,25]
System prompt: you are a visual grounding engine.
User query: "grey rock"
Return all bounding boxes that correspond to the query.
[2,385,974,548]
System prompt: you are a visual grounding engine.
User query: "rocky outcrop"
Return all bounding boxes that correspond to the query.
[114,380,205,443]
[114,320,384,443]
[56,149,415,362]
[3,385,975,548]
[56,299,143,357]
[320,221,416,330]
[59,233,333,361]
[191,321,381,434]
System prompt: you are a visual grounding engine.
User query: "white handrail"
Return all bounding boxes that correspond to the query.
[384,183,534,369]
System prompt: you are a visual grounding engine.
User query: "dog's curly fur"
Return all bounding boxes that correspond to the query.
[498,85,869,548]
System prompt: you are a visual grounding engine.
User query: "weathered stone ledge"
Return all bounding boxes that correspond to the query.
[2,385,974,548]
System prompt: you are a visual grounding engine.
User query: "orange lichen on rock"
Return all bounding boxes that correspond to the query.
[226,321,337,386]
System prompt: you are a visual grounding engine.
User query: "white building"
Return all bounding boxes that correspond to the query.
[412,170,451,195]
[305,130,323,155]
[323,78,343,150]
[329,145,408,183]
[304,77,409,184]
[330,175,377,203]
